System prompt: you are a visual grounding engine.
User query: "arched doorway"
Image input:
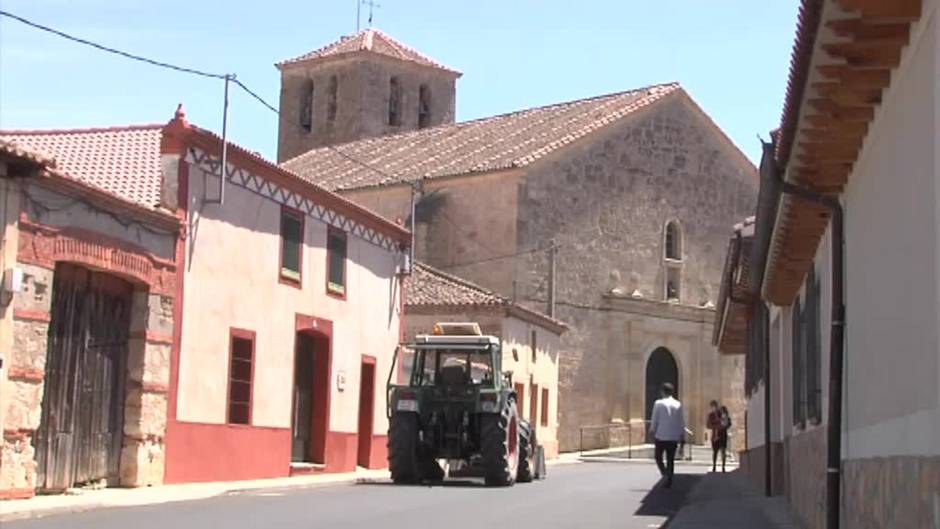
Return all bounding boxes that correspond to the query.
[645,347,679,425]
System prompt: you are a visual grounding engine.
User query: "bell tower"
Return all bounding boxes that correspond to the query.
[276,29,461,163]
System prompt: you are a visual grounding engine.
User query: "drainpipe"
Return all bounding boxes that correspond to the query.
[774,176,845,529]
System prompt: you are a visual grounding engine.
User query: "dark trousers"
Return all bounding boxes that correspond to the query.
[654,440,678,484]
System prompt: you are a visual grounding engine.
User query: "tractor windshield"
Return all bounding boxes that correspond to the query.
[411,348,494,387]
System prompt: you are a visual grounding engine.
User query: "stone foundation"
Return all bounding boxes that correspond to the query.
[843,455,940,529]
[738,441,784,496]
[784,427,826,529]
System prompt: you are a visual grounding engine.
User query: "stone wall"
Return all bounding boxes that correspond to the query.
[1,264,52,498]
[278,56,458,162]
[843,455,940,529]
[784,426,826,529]
[511,94,756,451]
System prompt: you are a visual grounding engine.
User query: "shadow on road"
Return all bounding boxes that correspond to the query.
[634,473,703,528]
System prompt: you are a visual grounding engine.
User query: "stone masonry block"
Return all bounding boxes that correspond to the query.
[13,264,53,313]
[0,434,38,490]
[119,438,165,487]
[11,320,49,371]
[4,380,44,432]
[123,388,168,439]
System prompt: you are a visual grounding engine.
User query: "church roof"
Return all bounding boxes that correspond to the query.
[406,262,567,334]
[281,82,681,191]
[276,28,460,75]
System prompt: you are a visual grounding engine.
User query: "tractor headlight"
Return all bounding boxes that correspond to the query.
[481,401,497,412]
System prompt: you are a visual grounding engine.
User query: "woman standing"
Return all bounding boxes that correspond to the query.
[707,401,730,472]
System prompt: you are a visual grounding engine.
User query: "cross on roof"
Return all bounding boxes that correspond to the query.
[357,0,381,31]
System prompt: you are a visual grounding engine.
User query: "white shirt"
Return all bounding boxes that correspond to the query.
[650,396,685,442]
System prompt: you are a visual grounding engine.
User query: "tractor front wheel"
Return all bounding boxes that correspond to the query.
[481,401,520,486]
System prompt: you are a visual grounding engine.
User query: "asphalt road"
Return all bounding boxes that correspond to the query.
[9,462,707,529]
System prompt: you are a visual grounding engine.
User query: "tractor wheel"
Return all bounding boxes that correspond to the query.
[388,413,421,484]
[481,400,520,486]
[517,420,535,483]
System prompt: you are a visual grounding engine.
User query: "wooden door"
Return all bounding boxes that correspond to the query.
[35,264,132,490]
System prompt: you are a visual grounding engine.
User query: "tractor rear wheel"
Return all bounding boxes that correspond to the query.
[481,400,520,486]
[388,413,421,484]
[517,420,535,483]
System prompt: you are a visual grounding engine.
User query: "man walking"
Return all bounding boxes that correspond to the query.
[649,382,685,488]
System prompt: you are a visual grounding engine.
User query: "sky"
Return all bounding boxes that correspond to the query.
[0,1,800,163]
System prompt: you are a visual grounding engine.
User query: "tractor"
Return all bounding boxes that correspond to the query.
[386,322,546,486]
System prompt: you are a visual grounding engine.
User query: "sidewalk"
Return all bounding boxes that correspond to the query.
[0,458,580,522]
[0,468,389,522]
[667,471,804,528]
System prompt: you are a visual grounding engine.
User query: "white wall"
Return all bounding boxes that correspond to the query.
[177,161,403,434]
[842,2,939,459]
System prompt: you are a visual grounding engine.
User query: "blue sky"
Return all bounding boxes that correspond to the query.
[0,1,799,163]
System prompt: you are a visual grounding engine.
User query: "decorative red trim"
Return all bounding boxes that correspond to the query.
[140,381,169,394]
[278,204,305,289]
[357,356,377,467]
[361,355,377,365]
[11,308,51,323]
[226,328,256,426]
[17,220,177,295]
[0,488,36,500]
[325,227,347,300]
[167,157,188,424]
[169,125,410,244]
[130,330,174,344]
[3,428,35,440]
[324,431,358,473]
[295,313,333,334]
[6,367,44,382]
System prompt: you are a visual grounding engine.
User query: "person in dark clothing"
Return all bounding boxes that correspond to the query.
[707,401,730,472]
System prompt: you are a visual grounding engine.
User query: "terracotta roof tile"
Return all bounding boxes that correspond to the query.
[0,125,164,210]
[405,262,567,333]
[282,83,681,191]
[277,28,460,74]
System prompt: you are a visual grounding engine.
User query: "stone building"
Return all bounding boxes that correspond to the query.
[278,30,757,452]
[0,135,180,497]
[715,1,939,528]
[403,262,567,458]
[0,105,410,497]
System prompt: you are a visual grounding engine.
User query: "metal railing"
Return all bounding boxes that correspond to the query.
[578,421,696,461]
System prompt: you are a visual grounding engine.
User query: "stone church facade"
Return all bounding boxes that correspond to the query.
[278,29,757,452]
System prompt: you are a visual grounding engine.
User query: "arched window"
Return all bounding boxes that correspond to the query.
[299,79,314,132]
[388,77,402,126]
[664,220,682,260]
[327,75,338,123]
[418,84,431,129]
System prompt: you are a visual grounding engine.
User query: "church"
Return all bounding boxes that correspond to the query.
[276,28,757,452]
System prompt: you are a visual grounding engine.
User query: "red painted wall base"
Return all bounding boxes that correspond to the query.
[366,434,389,469]
[163,420,291,484]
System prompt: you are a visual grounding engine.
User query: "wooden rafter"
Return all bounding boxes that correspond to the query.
[815,65,892,87]
[822,39,905,68]
[835,0,921,20]
[826,18,911,40]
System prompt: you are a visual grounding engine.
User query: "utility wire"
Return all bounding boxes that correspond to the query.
[0,9,401,185]
[0,10,227,80]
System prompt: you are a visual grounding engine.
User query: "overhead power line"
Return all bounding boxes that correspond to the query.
[0,10,226,80]
[0,9,400,184]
